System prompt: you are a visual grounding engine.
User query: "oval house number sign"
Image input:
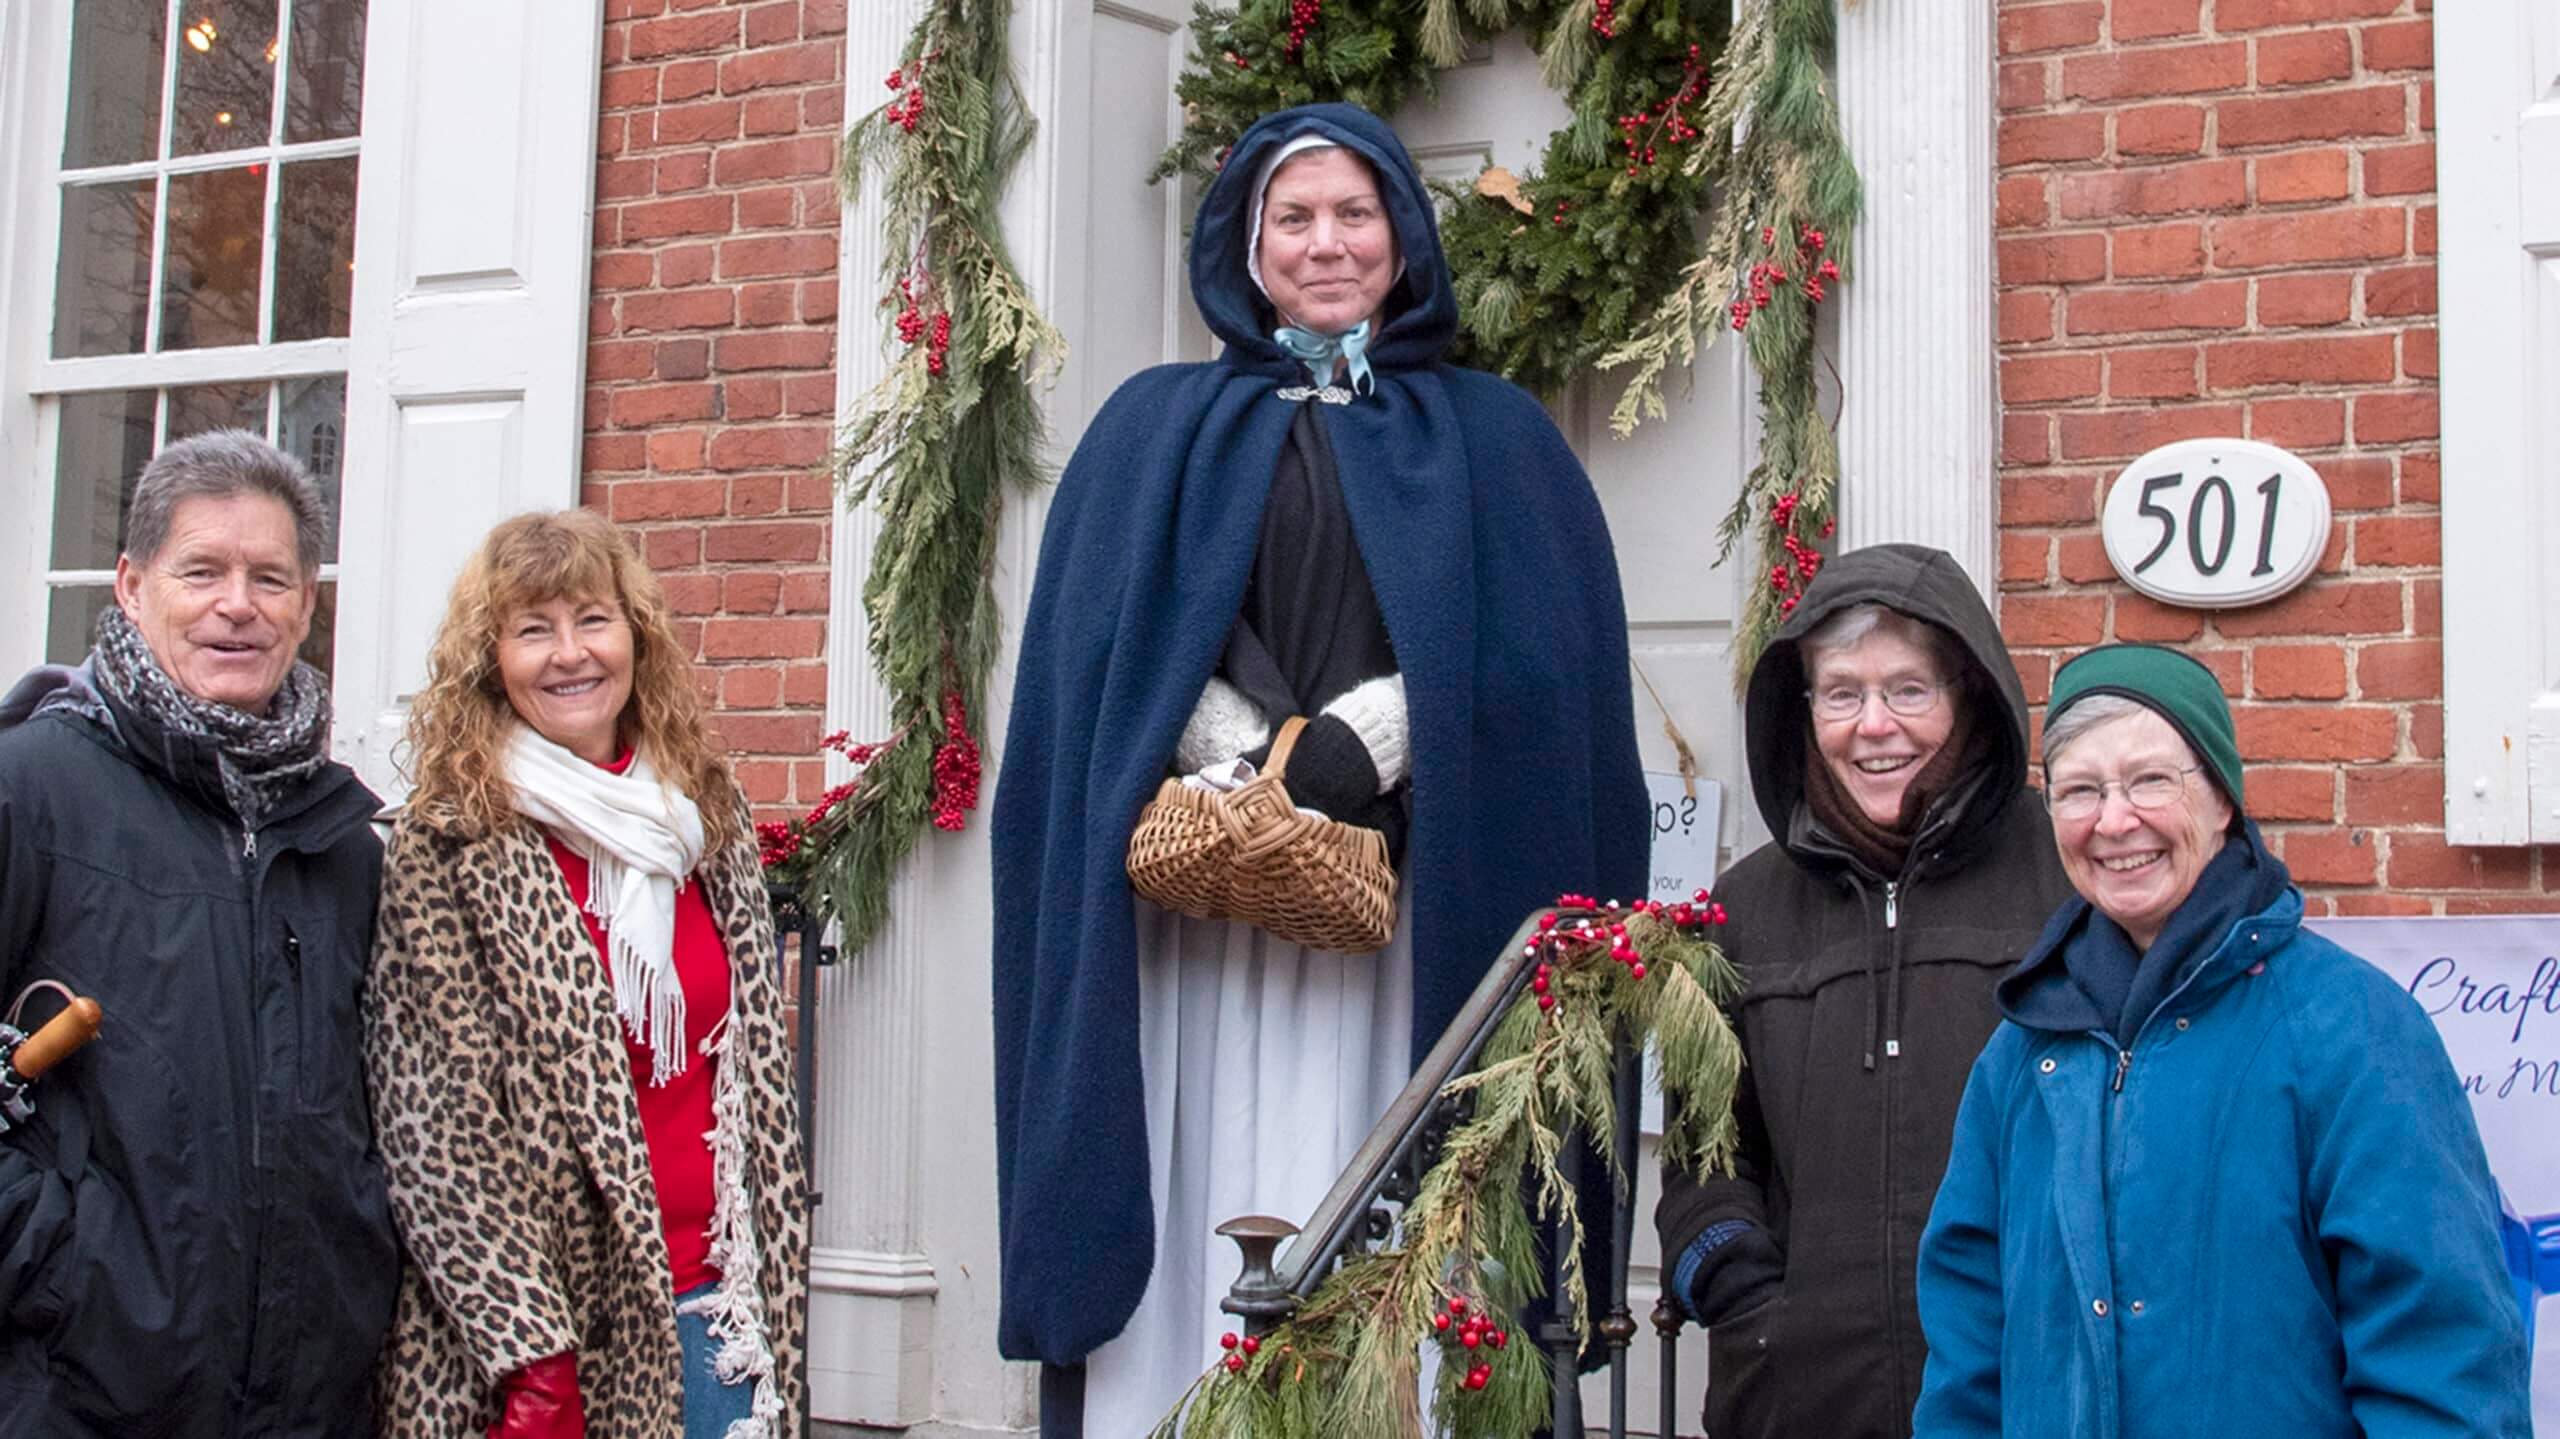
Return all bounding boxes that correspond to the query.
[2100,437,2332,609]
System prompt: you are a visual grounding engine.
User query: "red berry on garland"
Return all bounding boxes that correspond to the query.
[1226,1354,1246,1374]
[1489,1329,1508,1349]
[1434,1312,1453,1333]
[1241,1336,1260,1357]
[1537,992,1557,1012]
[1220,1332,1239,1351]
[1630,962,1648,981]
[1448,1296,1468,1315]
[1462,1330,1481,1349]
[1466,1365,1492,1390]
[886,70,903,90]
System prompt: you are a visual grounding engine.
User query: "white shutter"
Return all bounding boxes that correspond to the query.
[2438,0,2560,844]
[329,0,605,795]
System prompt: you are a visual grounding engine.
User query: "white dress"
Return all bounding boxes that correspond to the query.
[1078,890,1417,1437]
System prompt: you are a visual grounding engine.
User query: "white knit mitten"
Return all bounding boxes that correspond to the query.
[1174,676,1272,774]
[1318,673,1409,793]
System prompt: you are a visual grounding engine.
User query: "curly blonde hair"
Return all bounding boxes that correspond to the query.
[400,509,743,849]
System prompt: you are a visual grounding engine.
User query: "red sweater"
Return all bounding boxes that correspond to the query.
[542,760,729,1294]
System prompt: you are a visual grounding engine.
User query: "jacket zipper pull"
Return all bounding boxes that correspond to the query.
[242,826,258,860]
[2112,1047,2133,1093]
[1883,882,1900,929]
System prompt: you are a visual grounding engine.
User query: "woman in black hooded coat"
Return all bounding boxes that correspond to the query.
[1654,544,2075,1438]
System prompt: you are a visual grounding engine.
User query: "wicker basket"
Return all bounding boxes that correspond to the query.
[1125,715,1398,954]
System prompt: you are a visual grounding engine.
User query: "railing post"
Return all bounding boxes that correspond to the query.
[1217,1214,1303,1338]
[1543,1131,1587,1438]
[767,884,836,1205]
[1652,1295,1687,1439]
[1601,1031,1642,1439]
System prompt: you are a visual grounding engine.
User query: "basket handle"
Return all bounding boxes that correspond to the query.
[1263,715,1311,781]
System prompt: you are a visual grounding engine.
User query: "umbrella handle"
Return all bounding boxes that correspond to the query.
[8,997,102,1081]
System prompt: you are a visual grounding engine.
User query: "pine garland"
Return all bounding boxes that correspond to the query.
[1152,894,1744,1439]
[759,0,1064,947]
[1600,0,1861,687]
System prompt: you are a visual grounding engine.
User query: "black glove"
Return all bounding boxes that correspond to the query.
[1686,1225,1785,1326]
[1248,714,1379,822]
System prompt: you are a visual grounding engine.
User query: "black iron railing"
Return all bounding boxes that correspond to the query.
[1215,911,1696,1439]
[766,885,837,1206]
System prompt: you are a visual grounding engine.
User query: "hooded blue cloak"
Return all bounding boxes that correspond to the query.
[989,103,1650,1364]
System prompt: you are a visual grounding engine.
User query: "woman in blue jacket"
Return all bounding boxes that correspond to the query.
[1913,644,2531,1439]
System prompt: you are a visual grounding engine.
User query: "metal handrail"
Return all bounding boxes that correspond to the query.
[1214,910,1684,1438]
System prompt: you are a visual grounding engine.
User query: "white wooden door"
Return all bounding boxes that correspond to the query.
[329,0,606,796]
[1394,41,1752,1438]
[2439,0,2560,845]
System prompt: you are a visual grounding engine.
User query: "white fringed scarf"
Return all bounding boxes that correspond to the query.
[505,725,708,1085]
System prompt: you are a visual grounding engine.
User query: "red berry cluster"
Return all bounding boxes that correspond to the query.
[1549,199,1574,228]
[930,689,982,831]
[892,275,954,377]
[1520,890,1728,1015]
[1729,225,1842,331]
[1224,49,1248,70]
[1617,45,1712,175]
[755,820,801,868]
[1591,0,1619,39]
[1217,1330,1262,1374]
[1431,1294,1507,1390]
[1283,0,1321,62]
[1765,490,1833,614]
[884,65,926,132]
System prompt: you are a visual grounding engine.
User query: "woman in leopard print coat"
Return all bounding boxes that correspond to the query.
[369,511,807,1438]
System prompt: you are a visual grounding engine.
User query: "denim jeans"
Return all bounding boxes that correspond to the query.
[675,1280,756,1438]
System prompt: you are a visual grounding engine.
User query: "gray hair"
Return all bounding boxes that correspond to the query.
[1801,602,1968,680]
[124,429,330,578]
[2041,693,2160,770]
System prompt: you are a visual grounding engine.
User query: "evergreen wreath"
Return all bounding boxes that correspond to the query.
[1157,0,1863,684]
[1153,894,1744,1439]
[759,0,1065,947]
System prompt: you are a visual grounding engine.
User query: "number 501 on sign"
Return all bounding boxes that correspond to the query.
[2100,438,2332,610]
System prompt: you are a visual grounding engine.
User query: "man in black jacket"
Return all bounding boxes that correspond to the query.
[0,431,397,1436]
[1656,545,2076,1438]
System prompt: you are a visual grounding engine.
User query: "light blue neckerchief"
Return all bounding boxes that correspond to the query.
[1272,318,1374,395]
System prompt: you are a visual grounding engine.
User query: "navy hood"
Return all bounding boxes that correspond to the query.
[1188,103,1458,371]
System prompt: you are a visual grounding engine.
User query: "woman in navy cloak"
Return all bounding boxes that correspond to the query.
[990,103,1650,1433]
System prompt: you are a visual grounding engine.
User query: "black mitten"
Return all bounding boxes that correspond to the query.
[1248,714,1379,821]
[1687,1225,1785,1326]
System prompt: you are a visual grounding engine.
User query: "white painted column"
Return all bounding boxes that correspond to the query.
[1831,1,1998,593]
[812,1,941,1427]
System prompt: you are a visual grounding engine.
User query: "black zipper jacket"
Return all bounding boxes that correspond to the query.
[0,668,398,1436]
[1655,546,2076,1439]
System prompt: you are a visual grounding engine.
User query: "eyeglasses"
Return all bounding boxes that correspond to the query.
[1807,678,1946,722]
[2046,766,2201,821]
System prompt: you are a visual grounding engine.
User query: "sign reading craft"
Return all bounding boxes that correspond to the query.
[2100,438,2332,609]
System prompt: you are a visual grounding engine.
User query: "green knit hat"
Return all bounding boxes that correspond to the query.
[2047,644,2244,809]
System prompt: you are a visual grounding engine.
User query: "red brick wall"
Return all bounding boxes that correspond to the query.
[583,0,846,823]
[1993,0,2557,914]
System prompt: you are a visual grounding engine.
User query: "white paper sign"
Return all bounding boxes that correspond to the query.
[1641,774,1723,1135]
[2101,437,2332,609]
[2311,915,2560,1435]
[1644,772,1723,905]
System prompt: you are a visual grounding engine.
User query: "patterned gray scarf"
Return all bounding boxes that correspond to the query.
[90,604,332,832]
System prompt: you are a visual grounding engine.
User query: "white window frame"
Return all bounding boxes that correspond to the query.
[0,0,362,679]
[2438,0,2560,846]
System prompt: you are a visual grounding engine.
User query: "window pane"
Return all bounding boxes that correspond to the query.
[168,381,271,442]
[45,587,117,666]
[49,389,158,570]
[278,374,347,561]
[63,0,169,169]
[285,0,367,144]
[273,156,357,341]
[51,180,157,358]
[160,165,268,350]
[171,0,281,157]
[300,580,338,675]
